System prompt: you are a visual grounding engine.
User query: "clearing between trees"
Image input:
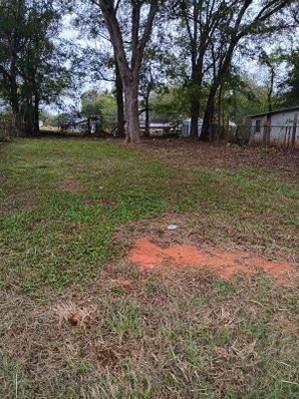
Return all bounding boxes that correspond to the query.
[0,138,299,398]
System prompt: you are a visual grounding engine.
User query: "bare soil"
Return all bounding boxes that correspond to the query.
[128,237,295,285]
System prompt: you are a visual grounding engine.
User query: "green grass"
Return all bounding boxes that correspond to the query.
[1,139,298,293]
[0,138,299,398]
[1,139,174,292]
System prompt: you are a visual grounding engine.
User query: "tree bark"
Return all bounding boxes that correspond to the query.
[217,83,225,141]
[10,61,22,129]
[124,81,140,144]
[115,61,125,137]
[181,2,202,139]
[268,67,274,113]
[201,84,217,141]
[34,94,40,136]
[144,93,150,137]
[201,39,236,142]
[189,60,205,139]
[190,95,200,138]
[25,96,34,136]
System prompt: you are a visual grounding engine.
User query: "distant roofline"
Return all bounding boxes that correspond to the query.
[250,105,299,118]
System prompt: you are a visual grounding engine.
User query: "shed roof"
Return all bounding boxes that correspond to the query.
[250,105,299,118]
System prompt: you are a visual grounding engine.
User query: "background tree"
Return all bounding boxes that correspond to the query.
[139,46,172,136]
[0,0,71,135]
[150,86,191,122]
[0,0,27,128]
[201,0,295,141]
[73,3,127,138]
[89,0,161,143]
[172,0,297,141]
[174,0,230,138]
[81,89,118,131]
[258,50,285,112]
[280,50,299,106]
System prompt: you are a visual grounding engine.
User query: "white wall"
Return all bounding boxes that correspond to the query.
[271,111,298,144]
[251,110,299,148]
[180,119,203,137]
[251,116,266,144]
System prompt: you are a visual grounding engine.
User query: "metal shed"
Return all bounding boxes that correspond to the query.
[250,106,299,149]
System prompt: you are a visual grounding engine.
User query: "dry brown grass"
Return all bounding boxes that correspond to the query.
[0,190,40,215]
[130,139,299,182]
[54,178,91,194]
[53,301,98,329]
[1,256,299,398]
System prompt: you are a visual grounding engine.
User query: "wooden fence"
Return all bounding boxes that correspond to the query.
[0,118,15,141]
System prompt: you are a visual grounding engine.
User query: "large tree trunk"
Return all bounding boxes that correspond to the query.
[33,94,40,136]
[24,95,34,136]
[124,82,140,144]
[189,55,204,139]
[217,83,226,141]
[190,95,200,138]
[11,99,22,136]
[201,85,217,142]
[10,89,19,118]
[115,62,125,137]
[201,45,235,142]
[189,63,200,139]
[267,67,274,113]
[10,64,23,135]
[98,1,158,145]
[144,94,150,138]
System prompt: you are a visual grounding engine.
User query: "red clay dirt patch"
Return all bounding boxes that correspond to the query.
[128,238,295,285]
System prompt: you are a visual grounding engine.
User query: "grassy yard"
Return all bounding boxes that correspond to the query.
[0,138,299,398]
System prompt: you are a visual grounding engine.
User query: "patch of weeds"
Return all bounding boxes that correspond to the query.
[64,357,93,376]
[84,372,153,399]
[144,276,162,294]
[0,354,33,399]
[103,299,142,341]
[213,279,235,295]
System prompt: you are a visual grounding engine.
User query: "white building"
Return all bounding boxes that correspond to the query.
[61,116,100,135]
[250,106,299,149]
[180,119,203,137]
[139,122,176,136]
[180,119,237,138]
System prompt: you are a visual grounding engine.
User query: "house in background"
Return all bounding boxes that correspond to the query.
[179,118,237,138]
[60,115,100,135]
[250,106,299,149]
[180,119,203,137]
[139,113,178,136]
[139,111,238,138]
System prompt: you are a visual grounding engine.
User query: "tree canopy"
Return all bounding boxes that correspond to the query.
[0,0,298,140]
[0,0,71,134]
